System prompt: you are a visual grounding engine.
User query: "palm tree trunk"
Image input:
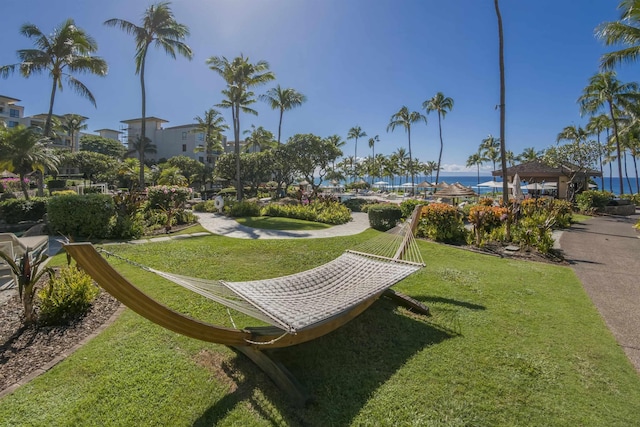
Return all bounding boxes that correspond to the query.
[277,108,284,145]
[408,127,414,187]
[597,133,605,190]
[624,151,632,192]
[633,154,639,194]
[608,100,625,195]
[19,172,29,200]
[495,0,510,240]
[44,77,58,137]
[436,112,444,185]
[234,104,242,201]
[139,61,147,191]
[609,161,613,192]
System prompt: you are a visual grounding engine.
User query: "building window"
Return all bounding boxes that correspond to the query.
[199,157,204,163]
[198,133,204,141]
[8,121,18,128]
[182,132,187,140]
[182,144,187,152]
[9,109,19,118]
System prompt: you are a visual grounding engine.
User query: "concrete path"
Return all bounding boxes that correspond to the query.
[195,212,370,239]
[560,212,640,373]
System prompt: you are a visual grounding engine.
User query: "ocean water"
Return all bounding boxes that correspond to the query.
[352,175,639,196]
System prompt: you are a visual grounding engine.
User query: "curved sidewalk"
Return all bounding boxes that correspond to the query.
[196,212,370,239]
[560,212,640,373]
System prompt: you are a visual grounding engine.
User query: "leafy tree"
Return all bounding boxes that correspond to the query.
[597,0,640,70]
[424,92,454,185]
[259,85,307,144]
[347,126,367,177]
[166,155,204,186]
[207,54,275,200]
[286,134,342,195]
[68,151,119,185]
[387,107,426,187]
[579,71,639,194]
[0,125,59,199]
[543,140,602,201]
[118,158,149,190]
[105,1,192,190]
[80,134,126,158]
[0,19,107,137]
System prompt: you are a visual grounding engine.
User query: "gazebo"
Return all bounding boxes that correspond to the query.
[491,161,601,200]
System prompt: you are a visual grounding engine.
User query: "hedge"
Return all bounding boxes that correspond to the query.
[0,198,48,224]
[367,204,403,231]
[47,194,115,239]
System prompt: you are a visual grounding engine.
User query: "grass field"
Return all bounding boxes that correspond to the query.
[235,216,332,231]
[1,231,639,426]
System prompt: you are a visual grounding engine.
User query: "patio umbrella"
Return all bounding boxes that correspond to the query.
[417,181,433,188]
[401,182,414,187]
[435,182,478,198]
[373,181,389,186]
[0,170,18,179]
[477,180,503,188]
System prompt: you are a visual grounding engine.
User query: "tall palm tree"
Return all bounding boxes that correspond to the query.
[59,114,88,152]
[347,126,367,179]
[597,0,640,70]
[480,134,501,178]
[368,135,380,182]
[326,134,345,170]
[192,108,228,152]
[424,160,439,183]
[0,125,59,199]
[207,54,275,200]
[125,136,157,160]
[105,2,192,190]
[557,124,588,146]
[424,92,454,185]
[466,152,483,186]
[586,114,612,190]
[517,147,542,163]
[259,85,306,144]
[578,71,639,194]
[0,19,107,138]
[391,147,410,185]
[243,125,275,152]
[387,106,427,187]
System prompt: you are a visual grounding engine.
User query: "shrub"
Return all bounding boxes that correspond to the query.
[110,192,145,240]
[51,190,77,196]
[368,204,403,231]
[1,177,29,193]
[0,197,48,224]
[193,200,218,212]
[48,194,115,239]
[343,198,371,212]
[468,205,508,246]
[0,192,16,201]
[575,190,614,212]
[400,199,423,218]
[620,193,640,206]
[38,266,99,325]
[83,186,103,194]
[262,200,351,225]
[512,212,556,254]
[146,185,192,211]
[226,200,261,217]
[418,203,467,243]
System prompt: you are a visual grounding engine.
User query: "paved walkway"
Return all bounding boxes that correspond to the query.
[560,211,640,373]
[195,212,370,239]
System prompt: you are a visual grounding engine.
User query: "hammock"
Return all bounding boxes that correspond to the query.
[64,206,428,405]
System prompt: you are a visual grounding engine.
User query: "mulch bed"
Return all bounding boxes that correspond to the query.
[0,288,120,392]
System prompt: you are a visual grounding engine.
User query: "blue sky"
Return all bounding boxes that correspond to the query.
[0,0,634,174]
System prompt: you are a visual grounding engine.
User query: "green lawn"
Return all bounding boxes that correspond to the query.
[235,216,332,230]
[1,232,639,426]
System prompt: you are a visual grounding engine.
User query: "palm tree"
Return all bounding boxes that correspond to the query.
[387,106,427,187]
[125,136,157,161]
[466,152,483,186]
[192,108,228,151]
[557,125,588,146]
[259,85,306,144]
[494,0,509,208]
[579,71,639,194]
[597,0,640,70]
[207,54,275,200]
[368,135,380,182]
[59,114,88,152]
[326,134,345,170]
[243,125,275,152]
[0,19,107,137]
[423,92,454,185]
[391,147,410,185]
[586,114,612,190]
[424,160,439,183]
[517,147,542,163]
[105,2,192,190]
[480,134,501,178]
[347,126,367,179]
[0,125,59,199]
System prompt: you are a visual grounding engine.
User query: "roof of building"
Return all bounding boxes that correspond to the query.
[120,116,168,124]
[0,95,21,103]
[163,124,198,130]
[491,160,602,178]
[94,128,122,133]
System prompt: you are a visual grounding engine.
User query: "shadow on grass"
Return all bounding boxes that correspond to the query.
[193,299,453,426]
[414,295,486,311]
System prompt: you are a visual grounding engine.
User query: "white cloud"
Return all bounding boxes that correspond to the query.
[440,163,493,173]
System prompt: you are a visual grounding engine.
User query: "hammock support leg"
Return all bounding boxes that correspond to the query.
[383,289,430,316]
[232,345,312,407]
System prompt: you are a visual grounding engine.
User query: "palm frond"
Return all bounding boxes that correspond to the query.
[65,75,97,107]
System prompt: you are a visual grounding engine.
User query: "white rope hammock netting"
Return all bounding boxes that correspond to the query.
[107,216,425,335]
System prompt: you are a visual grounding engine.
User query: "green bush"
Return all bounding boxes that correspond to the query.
[47,179,67,190]
[110,213,145,240]
[620,193,640,206]
[576,190,614,212]
[225,200,261,217]
[193,200,218,212]
[400,199,423,218]
[83,186,103,194]
[342,198,371,212]
[262,200,351,225]
[0,198,48,224]
[368,204,403,231]
[146,185,192,210]
[174,209,197,225]
[512,213,555,254]
[0,192,16,201]
[418,203,467,243]
[47,194,115,239]
[38,266,99,325]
